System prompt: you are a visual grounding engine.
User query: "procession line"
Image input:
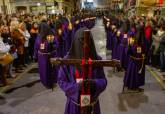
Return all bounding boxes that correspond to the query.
[146,66,165,89]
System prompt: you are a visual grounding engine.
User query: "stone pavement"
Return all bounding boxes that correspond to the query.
[0,63,36,93]
[0,19,165,114]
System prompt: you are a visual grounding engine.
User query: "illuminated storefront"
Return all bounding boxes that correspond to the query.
[136,0,164,16]
[9,0,74,14]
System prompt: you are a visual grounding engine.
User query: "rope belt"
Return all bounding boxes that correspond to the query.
[130,55,145,74]
[38,50,56,55]
[130,56,145,61]
[120,44,127,47]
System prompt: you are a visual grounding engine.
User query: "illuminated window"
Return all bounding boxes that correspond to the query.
[87,0,93,2]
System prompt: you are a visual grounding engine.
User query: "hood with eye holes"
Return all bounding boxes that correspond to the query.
[66,27,98,59]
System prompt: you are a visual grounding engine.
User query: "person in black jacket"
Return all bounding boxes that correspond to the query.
[159,24,165,74]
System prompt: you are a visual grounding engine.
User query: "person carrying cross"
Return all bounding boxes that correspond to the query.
[57,27,107,114]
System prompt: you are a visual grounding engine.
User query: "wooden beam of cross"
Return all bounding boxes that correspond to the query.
[51,30,120,67]
[50,58,120,67]
[51,30,121,114]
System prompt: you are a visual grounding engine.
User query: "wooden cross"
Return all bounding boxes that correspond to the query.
[51,30,120,67]
[51,30,120,114]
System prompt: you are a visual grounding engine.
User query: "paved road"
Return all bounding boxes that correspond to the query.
[0,19,165,114]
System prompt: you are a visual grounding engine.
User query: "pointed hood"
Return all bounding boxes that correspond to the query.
[66,27,97,59]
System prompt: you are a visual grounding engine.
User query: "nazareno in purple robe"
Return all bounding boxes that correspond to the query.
[62,26,73,56]
[119,31,132,70]
[56,35,65,58]
[118,19,131,69]
[62,27,68,56]
[111,30,117,57]
[111,31,121,60]
[106,27,112,50]
[58,27,107,114]
[124,44,145,89]
[34,36,59,89]
[108,28,114,50]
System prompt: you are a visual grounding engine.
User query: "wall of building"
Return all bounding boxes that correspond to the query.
[0,0,75,15]
[135,0,165,16]
[0,0,12,14]
[60,0,75,14]
[0,0,3,13]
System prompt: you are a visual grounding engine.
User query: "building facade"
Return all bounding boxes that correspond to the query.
[124,0,165,16]
[0,0,12,14]
[1,0,76,14]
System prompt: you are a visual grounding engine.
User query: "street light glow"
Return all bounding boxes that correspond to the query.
[52,10,55,14]
[37,3,41,6]
[87,0,93,2]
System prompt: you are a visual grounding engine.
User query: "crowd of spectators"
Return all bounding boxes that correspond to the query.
[0,14,40,86]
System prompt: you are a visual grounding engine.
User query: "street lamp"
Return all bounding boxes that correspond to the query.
[52,9,55,14]
[37,3,41,6]
[37,3,41,14]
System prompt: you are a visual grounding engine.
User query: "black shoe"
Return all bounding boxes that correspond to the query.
[7,74,17,79]
[15,69,22,73]
[0,84,4,87]
[19,67,24,70]
[23,64,27,67]
[138,88,144,92]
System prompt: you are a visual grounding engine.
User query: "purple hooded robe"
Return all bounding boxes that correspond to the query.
[34,21,58,88]
[58,27,107,114]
